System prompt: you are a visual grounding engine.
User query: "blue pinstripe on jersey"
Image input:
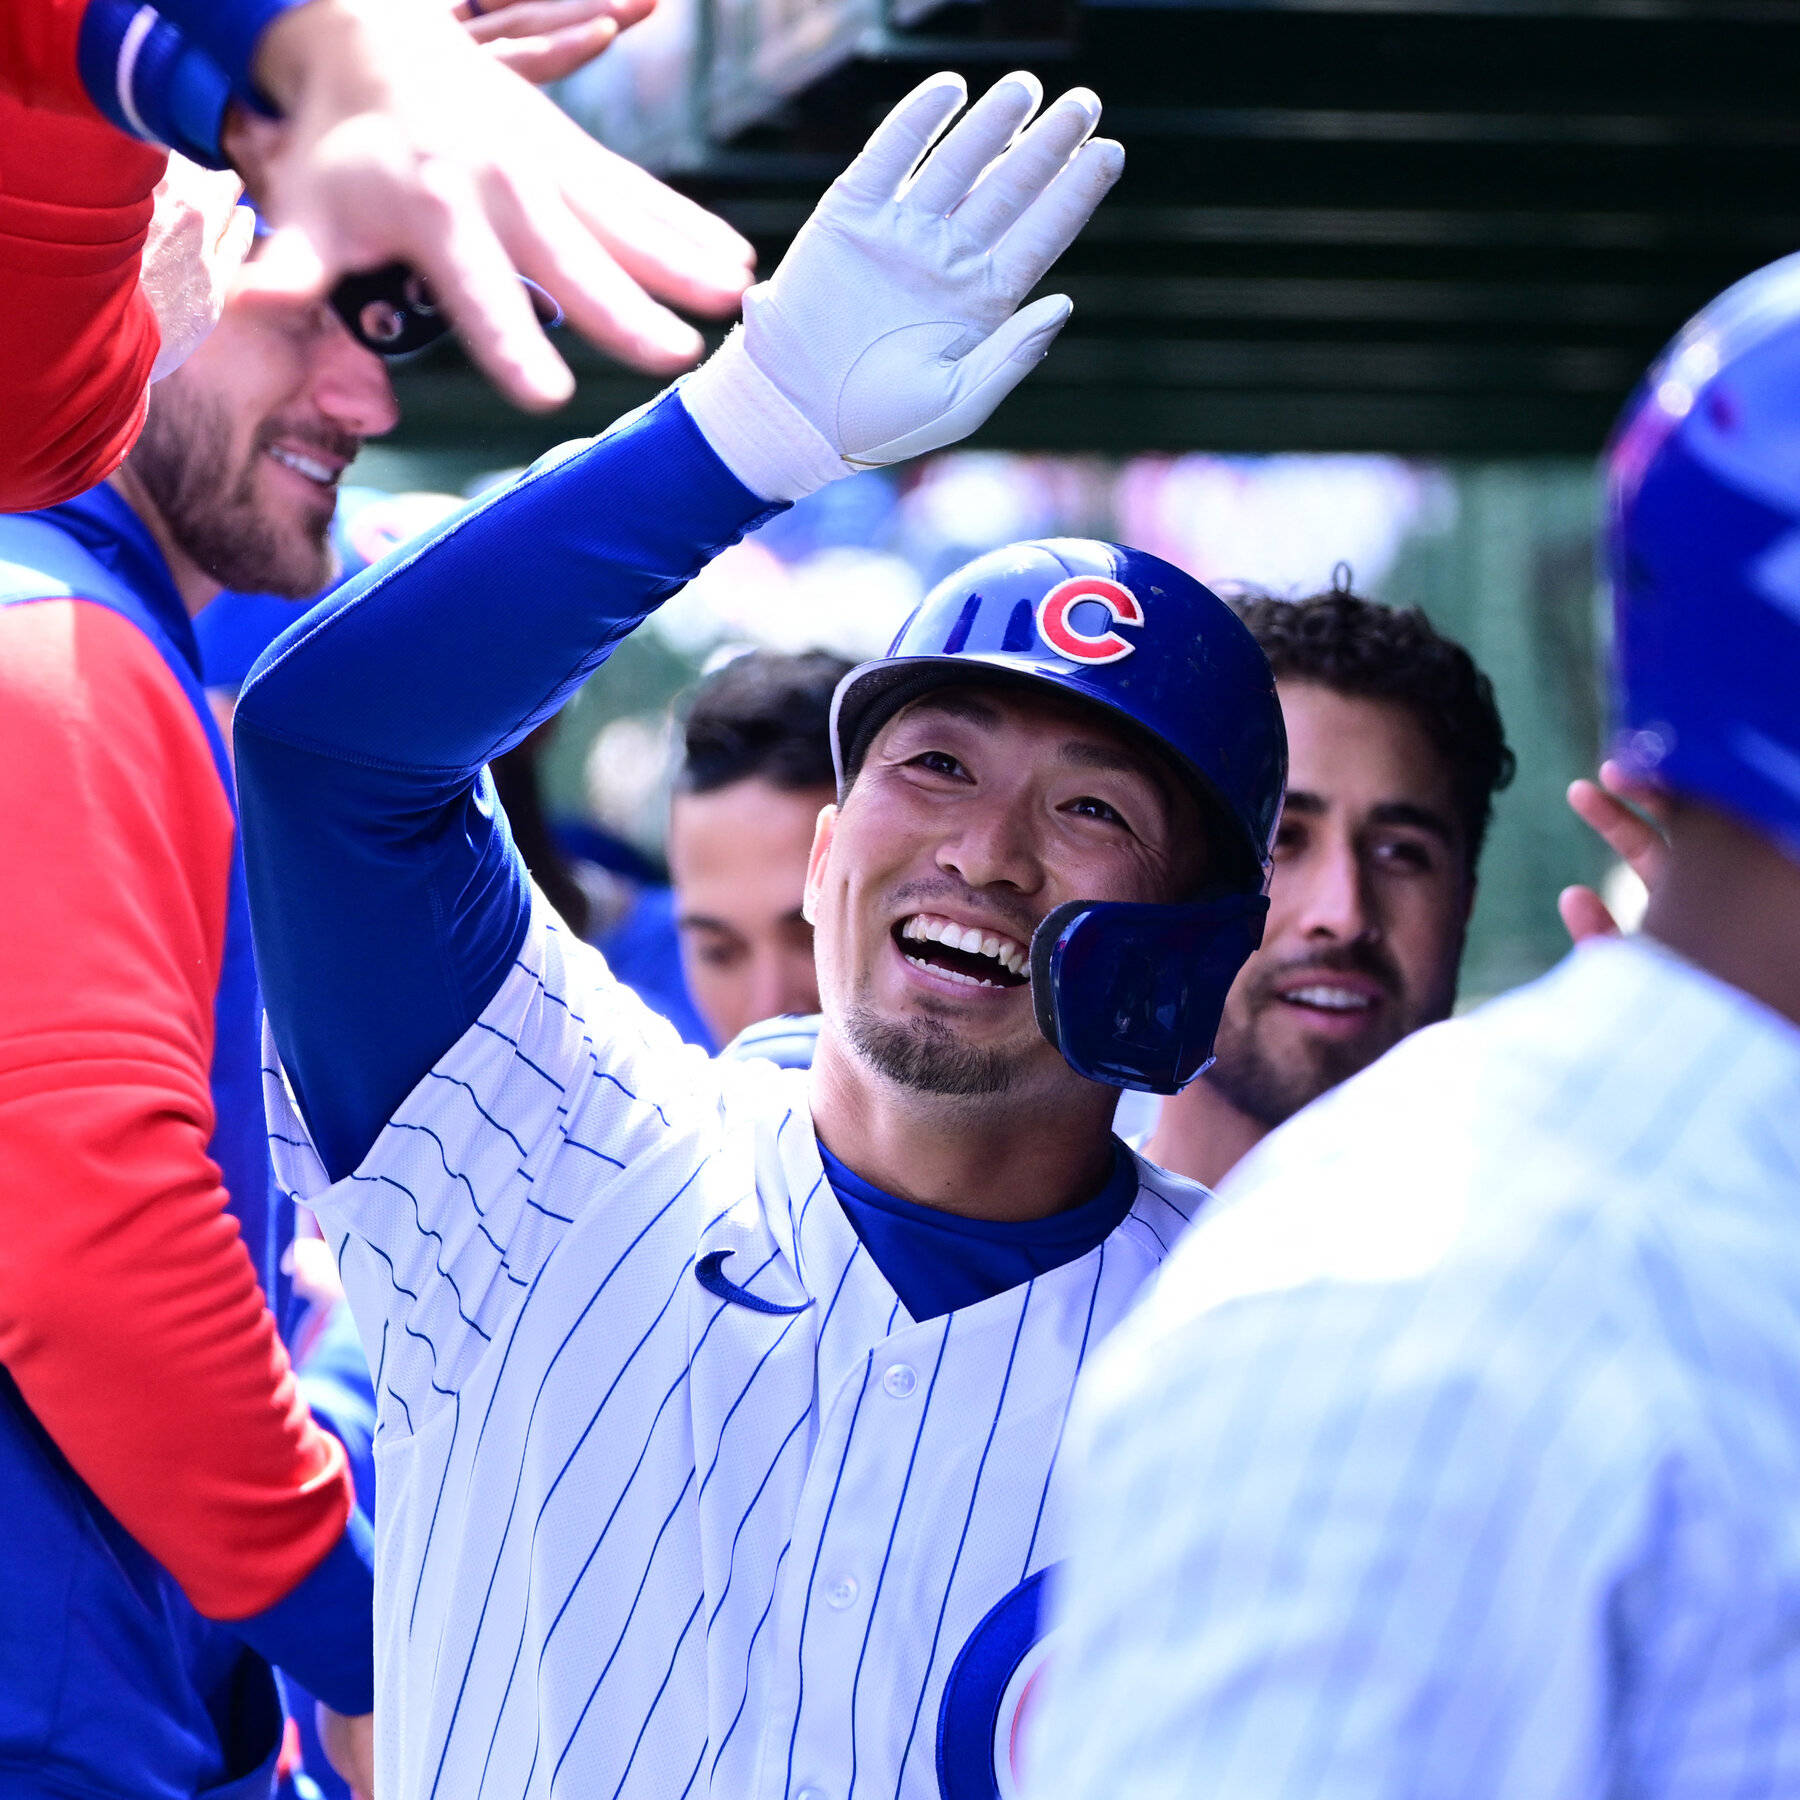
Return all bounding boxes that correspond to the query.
[264,903,1212,1800]
[1039,935,1800,1800]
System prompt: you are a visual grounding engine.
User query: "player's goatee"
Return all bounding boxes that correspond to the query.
[844,1004,1016,1097]
[128,380,340,599]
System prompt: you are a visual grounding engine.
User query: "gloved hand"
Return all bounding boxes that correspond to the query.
[682,70,1122,500]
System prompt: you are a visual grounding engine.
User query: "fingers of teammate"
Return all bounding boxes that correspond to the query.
[463,0,653,84]
[1558,884,1622,945]
[830,72,968,209]
[492,181,706,370]
[1597,756,1674,829]
[550,132,754,318]
[949,85,1099,249]
[1567,772,1669,888]
[459,0,649,41]
[231,222,329,306]
[580,141,754,272]
[903,71,1042,217]
[483,15,619,83]
[989,134,1123,299]
[425,178,580,404]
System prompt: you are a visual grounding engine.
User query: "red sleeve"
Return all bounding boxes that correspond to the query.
[0,90,163,513]
[0,0,99,116]
[0,598,355,1622]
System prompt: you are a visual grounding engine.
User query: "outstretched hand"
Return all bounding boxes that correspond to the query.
[224,0,753,408]
[1558,758,1671,942]
[682,70,1123,499]
[453,0,656,86]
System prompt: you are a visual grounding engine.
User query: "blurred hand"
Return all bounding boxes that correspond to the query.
[143,156,257,382]
[1557,757,1672,943]
[453,0,656,85]
[317,1705,375,1800]
[223,0,752,408]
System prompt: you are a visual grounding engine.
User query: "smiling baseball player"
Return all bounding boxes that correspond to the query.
[233,69,1287,1800]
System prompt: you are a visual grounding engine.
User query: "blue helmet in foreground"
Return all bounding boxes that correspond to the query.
[831,539,1288,1094]
[1608,254,1800,866]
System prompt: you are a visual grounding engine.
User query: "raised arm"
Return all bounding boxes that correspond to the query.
[235,397,770,1178]
[236,68,1121,1180]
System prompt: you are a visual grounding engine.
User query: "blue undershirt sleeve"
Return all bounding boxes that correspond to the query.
[76,1,236,165]
[234,391,781,1182]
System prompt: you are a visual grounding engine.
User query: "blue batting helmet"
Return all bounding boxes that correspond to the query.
[831,538,1287,1094]
[1607,253,1800,866]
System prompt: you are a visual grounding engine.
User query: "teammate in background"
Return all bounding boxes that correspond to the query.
[669,648,852,1046]
[0,0,753,511]
[0,206,408,1796]
[232,74,1284,1799]
[1038,256,1800,1800]
[1141,580,1514,1187]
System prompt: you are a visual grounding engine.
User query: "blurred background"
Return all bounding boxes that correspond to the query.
[354,0,1800,1003]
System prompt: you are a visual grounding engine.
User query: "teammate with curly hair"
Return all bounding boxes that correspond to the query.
[1143,578,1515,1187]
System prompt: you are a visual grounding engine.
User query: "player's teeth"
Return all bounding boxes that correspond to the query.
[903,953,995,988]
[1288,985,1372,1010]
[269,446,337,485]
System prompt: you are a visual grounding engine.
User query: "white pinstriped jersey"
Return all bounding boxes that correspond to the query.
[263,900,1205,1800]
[1036,934,1800,1800]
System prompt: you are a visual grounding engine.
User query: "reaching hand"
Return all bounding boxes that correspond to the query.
[452,0,657,86]
[1558,757,1672,943]
[682,70,1122,499]
[142,156,257,383]
[223,0,753,408]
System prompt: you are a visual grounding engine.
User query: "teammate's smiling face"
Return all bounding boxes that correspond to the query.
[805,683,1206,1100]
[1206,679,1473,1127]
[125,287,399,600]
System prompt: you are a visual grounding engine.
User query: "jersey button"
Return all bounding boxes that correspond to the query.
[882,1363,917,1398]
[826,1574,859,1610]
[796,1787,826,1800]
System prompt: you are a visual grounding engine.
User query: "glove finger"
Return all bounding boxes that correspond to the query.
[903,70,1043,216]
[855,294,1073,465]
[949,86,1100,249]
[830,72,969,207]
[990,136,1123,300]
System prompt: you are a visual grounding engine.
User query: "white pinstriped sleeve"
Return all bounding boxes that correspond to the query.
[1036,1218,1671,1800]
[264,900,721,1434]
[1033,941,1800,1800]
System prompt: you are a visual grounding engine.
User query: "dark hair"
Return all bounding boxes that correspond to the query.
[1230,572,1516,873]
[679,649,853,796]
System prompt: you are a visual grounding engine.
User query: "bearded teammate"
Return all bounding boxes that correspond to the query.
[233,71,1290,1799]
[1037,258,1800,1799]
[1,0,753,511]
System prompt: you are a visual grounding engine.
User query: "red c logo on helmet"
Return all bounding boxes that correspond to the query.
[1035,576,1146,665]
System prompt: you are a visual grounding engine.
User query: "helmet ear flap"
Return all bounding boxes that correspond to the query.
[1029,895,1270,1094]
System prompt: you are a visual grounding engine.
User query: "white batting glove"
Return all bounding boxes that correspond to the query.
[682,71,1123,501]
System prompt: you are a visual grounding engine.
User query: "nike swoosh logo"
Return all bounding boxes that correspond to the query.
[694,1250,814,1316]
